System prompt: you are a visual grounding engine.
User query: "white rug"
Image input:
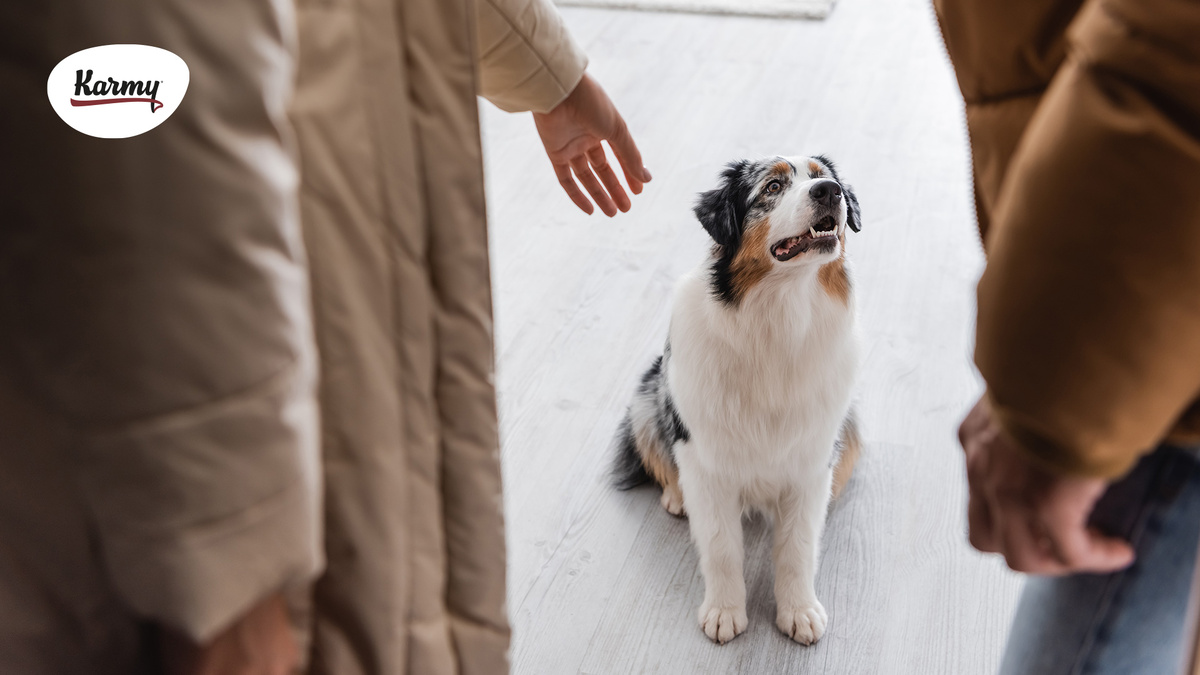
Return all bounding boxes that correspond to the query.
[556,0,835,19]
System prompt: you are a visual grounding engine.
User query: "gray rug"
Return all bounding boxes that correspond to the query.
[556,0,835,19]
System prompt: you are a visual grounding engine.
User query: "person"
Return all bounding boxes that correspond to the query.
[291,0,647,672]
[0,0,647,673]
[936,0,1200,672]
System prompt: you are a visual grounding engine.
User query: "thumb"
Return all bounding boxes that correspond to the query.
[607,116,650,195]
[1074,527,1136,573]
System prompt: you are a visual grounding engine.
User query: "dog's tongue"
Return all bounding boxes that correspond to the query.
[775,236,803,257]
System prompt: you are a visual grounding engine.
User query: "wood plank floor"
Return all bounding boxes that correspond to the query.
[481,0,1024,672]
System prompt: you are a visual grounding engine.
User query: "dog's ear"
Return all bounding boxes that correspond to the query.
[844,184,862,233]
[694,187,740,246]
[694,161,751,247]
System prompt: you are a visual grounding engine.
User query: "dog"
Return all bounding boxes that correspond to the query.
[613,155,863,645]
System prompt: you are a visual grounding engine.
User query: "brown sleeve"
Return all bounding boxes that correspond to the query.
[934,0,1084,240]
[976,0,1200,477]
[475,0,587,113]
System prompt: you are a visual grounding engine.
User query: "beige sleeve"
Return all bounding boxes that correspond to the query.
[475,0,588,113]
[0,0,322,642]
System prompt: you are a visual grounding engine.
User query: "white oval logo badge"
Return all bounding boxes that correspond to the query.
[47,44,189,139]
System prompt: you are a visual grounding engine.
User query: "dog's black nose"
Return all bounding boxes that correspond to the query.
[809,179,842,206]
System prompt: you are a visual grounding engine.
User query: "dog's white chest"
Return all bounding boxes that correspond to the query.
[666,269,859,471]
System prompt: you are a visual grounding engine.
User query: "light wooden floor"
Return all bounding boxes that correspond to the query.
[480,0,1024,672]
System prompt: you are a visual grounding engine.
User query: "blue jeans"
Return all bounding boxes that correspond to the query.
[999,445,1200,675]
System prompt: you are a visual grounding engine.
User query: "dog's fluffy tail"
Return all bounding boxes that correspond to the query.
[612,413,652,490]
[612,353,688,490]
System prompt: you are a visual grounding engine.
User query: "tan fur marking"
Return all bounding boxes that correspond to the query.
[832,414,861,499]
[771,161,793,176]
[808,161,823,177]
[817,253,850,306]
[635,424,685,515]
[729,217,773,300]
[635,425,678,487]
[641,445,678,488]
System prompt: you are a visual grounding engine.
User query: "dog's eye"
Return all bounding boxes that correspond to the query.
[766,180,782,194]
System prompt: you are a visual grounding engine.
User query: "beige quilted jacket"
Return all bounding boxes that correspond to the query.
[0,0,584,672]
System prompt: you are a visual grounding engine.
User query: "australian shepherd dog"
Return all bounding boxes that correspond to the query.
[614,155,863,645]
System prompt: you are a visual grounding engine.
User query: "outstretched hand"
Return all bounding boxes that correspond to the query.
[959,395,1135,575]
[534,72,651,217]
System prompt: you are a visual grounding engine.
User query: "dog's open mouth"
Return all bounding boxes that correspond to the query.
[771,216,838,261]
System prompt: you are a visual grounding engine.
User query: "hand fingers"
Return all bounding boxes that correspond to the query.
[958,396,990,452]
[607,117,650,195]
[955,391,1134,576]
[982,479,1135,575]
[551,161,594,215]
[997,513,1068,575]
[1079,527,1136,571]
[162,593,299,675]
[587,145,631,213]
[967,488,998,553]
[995,511,1134,576]
[569,155,618,217]
[1045,521,1136,574]
[963,444,999,553]
[1038,478,1135,573]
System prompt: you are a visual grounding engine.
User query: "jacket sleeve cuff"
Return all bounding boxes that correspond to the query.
[987,391,1141,479]
[476,0,588,113]
[77,362,324,642]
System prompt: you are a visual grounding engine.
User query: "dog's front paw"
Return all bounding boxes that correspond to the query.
[699,602,747,644]
[776,599,827,645]
[660,484,686,517]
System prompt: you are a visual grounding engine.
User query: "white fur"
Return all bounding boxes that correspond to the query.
[666,157,861,644]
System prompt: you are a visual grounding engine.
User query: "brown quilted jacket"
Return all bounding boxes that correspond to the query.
[936,0,1200,480]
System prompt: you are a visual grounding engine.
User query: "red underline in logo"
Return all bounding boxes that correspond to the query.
[71,97,163,112]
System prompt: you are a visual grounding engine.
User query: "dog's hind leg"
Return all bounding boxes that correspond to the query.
[632,400,686,517]
[831,410,862,500]
[660,476,685,516]
[614,353,690,516]
[653,458,685,517]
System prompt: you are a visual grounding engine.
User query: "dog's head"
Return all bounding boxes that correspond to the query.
[695,155,861,305]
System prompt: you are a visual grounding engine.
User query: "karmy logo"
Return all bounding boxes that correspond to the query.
[47,44,189,139]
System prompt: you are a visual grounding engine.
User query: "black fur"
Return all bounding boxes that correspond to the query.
[612,415,650,490]
[844,186,862,233]
[612,348,691,490]
[659,346,691,446]
[708,243,745,307]
[695,161,756,306]
[693,160,754,249]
